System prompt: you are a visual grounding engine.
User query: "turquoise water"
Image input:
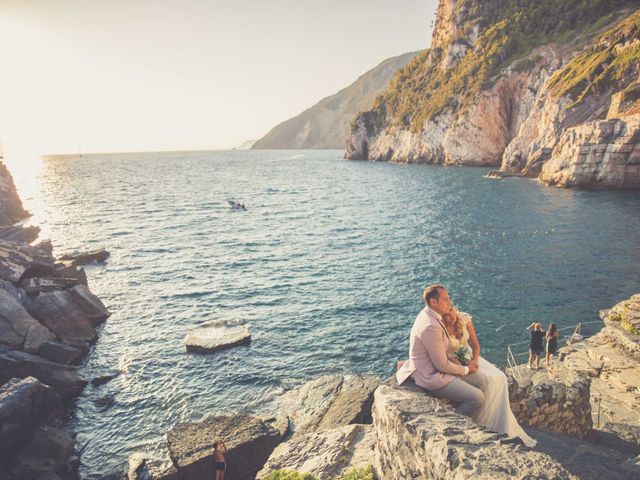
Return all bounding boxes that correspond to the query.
[15,150,640,477]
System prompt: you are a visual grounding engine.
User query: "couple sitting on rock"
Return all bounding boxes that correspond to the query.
[397,284,537,447]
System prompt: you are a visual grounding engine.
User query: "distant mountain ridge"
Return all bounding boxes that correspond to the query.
[252,51,420,149]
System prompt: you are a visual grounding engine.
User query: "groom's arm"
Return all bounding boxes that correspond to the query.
[421,324,467,376]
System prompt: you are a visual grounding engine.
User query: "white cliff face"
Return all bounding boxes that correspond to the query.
[539,115,640,188]
[349,50,556,167]
[431,0,479,71]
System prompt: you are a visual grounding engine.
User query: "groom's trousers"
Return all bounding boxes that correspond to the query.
[429,371,488,417]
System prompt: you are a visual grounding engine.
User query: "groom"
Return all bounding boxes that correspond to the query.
[397,284,487,417]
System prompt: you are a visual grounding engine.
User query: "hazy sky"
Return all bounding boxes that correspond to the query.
[0,1,437,157]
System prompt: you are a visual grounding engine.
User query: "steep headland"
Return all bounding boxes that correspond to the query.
[252,51,419,149]
[345,0,640,189]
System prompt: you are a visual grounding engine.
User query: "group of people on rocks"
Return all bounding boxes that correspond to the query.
[527,321,558,369]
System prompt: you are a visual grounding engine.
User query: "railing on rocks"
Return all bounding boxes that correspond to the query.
[506,319,606,430]
[505,320,604,383]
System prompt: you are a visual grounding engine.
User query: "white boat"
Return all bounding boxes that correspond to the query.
[225,199,246,210]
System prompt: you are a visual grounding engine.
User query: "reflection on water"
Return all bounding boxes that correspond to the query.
[9,150,640,478]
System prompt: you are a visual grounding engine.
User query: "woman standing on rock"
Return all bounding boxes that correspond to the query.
[213,440,227,480]
[546,323,558,369]
[527,322,545,369]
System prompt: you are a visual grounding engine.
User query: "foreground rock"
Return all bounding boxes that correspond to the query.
[167,414,287,480]
[373,379,574,479]
[0,346,86,400]
[0,239,57,283]
[0,377,77,480]
[279,374,379,437]
[30,285,110,345]
[10,424,76,480]
[0,377,62,458]
[257,424,375,479]
[0,289,56,353]
[184,320,251,354]
[508,370,592,438]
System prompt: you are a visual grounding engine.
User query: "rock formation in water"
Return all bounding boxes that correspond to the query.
[252,51,420,149]
[345,0,640,189]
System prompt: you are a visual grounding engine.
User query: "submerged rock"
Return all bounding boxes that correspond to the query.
[184,320,251,354]
[167,414,287,480]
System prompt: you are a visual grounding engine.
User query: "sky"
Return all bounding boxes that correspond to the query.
[0,0,437,160]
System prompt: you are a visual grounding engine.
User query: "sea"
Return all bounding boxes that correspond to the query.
[11,149,640,477]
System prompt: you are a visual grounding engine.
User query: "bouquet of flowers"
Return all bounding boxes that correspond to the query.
[454,346,471,365]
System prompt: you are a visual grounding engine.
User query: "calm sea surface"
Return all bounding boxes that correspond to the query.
[13,150,640,477]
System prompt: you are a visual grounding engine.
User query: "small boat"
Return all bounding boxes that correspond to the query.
[225,199,246,210]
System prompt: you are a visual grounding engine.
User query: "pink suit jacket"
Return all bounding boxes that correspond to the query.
[396,306,467,390]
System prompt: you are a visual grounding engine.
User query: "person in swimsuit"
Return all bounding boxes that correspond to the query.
[213,440,227,480]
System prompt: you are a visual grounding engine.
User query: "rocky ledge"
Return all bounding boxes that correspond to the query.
[143,292,640,480]
[133,369,640,480]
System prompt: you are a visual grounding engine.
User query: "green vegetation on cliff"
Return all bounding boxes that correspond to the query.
[548,11,640,108]
[367,0,637,133]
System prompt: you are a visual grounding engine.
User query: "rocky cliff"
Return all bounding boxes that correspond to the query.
[0,161,29,225]
[252,51,419,149]
[345,0,640,189]
[0,160,112,478]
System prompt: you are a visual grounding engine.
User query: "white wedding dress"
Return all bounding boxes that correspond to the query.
[449,314,537,447]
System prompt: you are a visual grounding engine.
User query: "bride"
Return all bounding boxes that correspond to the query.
[443,309,537,447]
